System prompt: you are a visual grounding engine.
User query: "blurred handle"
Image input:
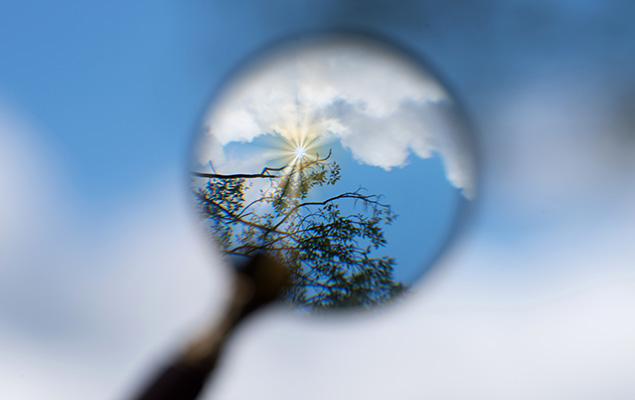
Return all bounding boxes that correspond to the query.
[132,362,212,400]
[131,253,288,400]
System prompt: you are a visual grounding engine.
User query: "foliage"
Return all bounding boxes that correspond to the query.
[194,152,406,310]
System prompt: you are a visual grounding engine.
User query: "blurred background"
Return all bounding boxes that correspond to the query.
[1,0,635,399]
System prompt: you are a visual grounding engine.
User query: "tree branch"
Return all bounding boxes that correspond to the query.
[192,171,282,179]
[271,191,387,232]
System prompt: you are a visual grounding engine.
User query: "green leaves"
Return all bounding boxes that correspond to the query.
[195,151,407,310]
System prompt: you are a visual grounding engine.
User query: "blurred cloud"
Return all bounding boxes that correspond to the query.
[0,101,61,261]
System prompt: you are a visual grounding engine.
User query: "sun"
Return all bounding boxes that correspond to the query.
[267,121,329,171]
[294,145,307,159]
[251,124,329,200]
[277,126,324,165]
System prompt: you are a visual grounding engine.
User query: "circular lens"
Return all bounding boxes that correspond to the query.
[190,32,477,312]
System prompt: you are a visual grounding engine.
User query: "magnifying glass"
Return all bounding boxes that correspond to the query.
[192,30,476,311]
[133,30,477,399]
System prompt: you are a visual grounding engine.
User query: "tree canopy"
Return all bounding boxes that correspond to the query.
[193,151,406,310]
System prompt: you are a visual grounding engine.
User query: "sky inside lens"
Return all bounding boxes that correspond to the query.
[192,33,476,286]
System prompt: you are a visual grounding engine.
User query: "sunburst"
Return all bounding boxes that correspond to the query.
[275,120,325,165]
[294,145,307,159]
[264,124,329,200]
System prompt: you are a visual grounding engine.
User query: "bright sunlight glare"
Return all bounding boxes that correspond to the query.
[295,146,307,159]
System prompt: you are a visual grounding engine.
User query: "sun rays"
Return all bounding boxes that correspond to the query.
[262,123,330,200]
[272,113,328,167]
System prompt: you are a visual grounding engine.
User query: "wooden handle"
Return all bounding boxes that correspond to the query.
[132,254,288,400]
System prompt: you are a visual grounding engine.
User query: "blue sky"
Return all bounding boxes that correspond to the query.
[2,0,635,399]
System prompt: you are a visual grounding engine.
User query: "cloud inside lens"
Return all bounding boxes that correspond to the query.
[200,36,475,199]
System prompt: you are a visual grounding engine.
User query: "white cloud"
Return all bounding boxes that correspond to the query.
[200,35,476,199]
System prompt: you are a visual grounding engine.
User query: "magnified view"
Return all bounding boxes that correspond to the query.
[190,32,476,311]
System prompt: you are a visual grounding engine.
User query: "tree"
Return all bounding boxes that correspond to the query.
[193,151,407,310]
